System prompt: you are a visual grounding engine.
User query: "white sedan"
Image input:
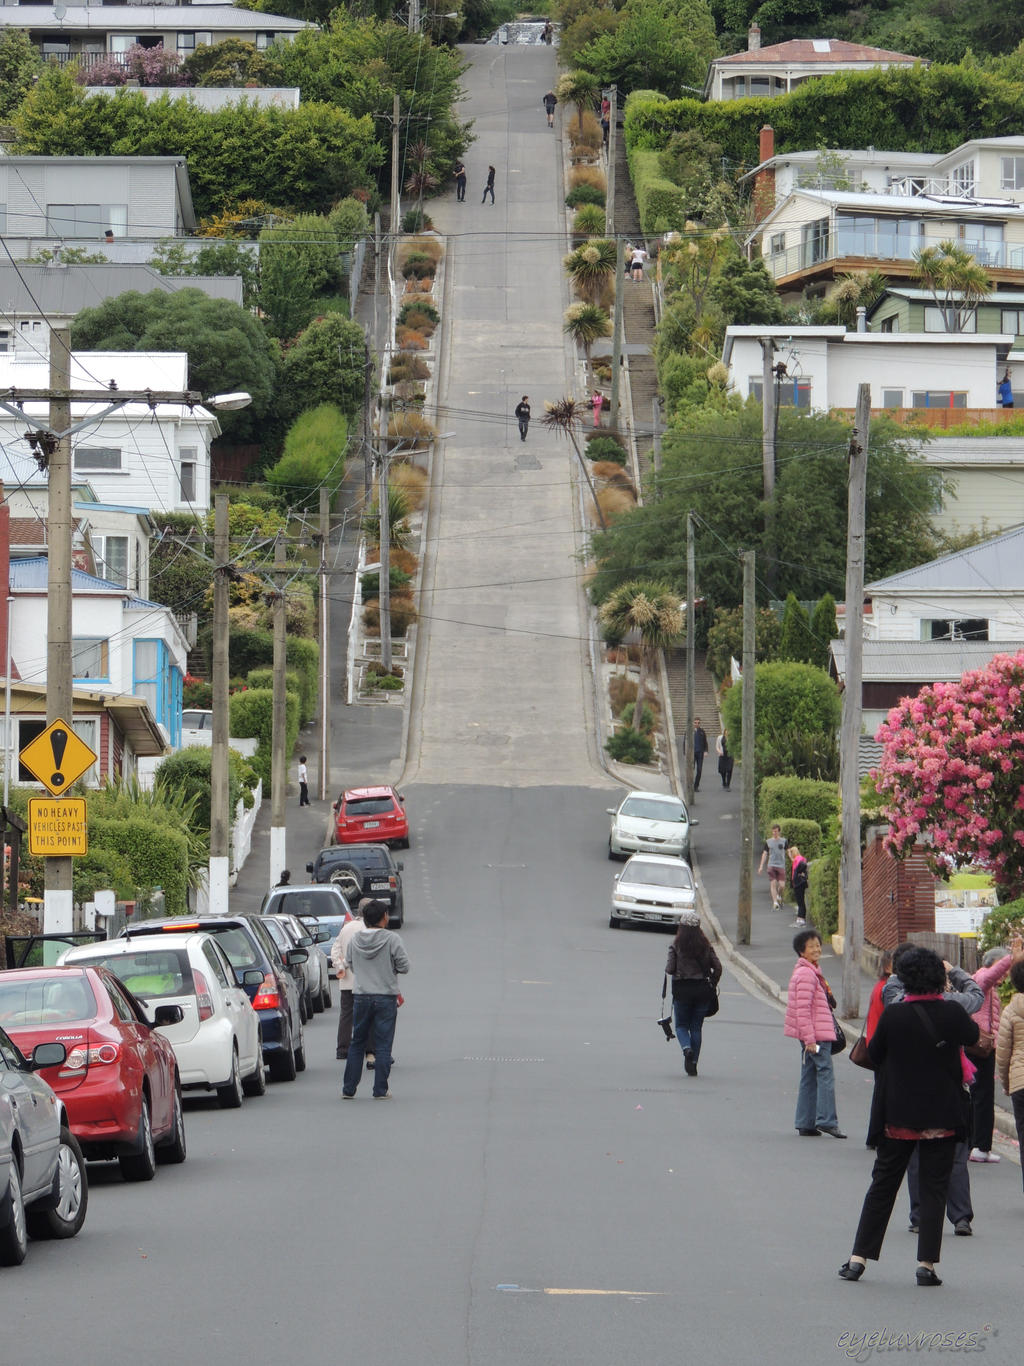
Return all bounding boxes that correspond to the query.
[607,790,695,861]
[60,933,265,1108]
[610,853,697,930]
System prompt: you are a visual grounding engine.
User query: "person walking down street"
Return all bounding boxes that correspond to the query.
[666,911,722,1077]
[715,728,733,789]
[996,956,1024,1193]
[454,161,467,201]
[514,395,531,442]
[543,91,557,128]
[331,900,365,1062]
[758,823,787,910]
[969,938,1024,1162]
[788,844,809,928]
[591,388,603,428]
[298,754,309,807]
[542,20,553,43]
[882,946,982,1240]
[783,928,845,1139]
[692,717,708,791]
[837,946,979,1287]
[341,900,409,1099]
[482,165,495,204]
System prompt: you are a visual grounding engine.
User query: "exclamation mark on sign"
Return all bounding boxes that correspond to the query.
[50,728,68,790]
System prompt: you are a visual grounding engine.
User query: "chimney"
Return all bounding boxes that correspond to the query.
[856,306,867,332]
[748,22,761,51]
[753,125,776,222]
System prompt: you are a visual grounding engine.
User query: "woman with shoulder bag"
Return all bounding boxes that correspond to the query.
[783,928,846,1138]
[788,844,809,928]
[666,911,722,1078]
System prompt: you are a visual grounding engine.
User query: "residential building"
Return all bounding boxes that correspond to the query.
[83,86,301,111]
[0,6,312,72]
[704,26,923,102]
[0,351,219,514]
[0,264,243,361]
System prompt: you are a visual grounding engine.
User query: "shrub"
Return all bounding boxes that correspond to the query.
[608,674,638,714]
[573,204,606,236]
[586,434,628,464]
[759,776,839,831]
[402,209,433,233]
[979,899,1024,953]
[387,547,419,575]
[154,745,256,833]
[628,147,687,235]
[595,486,636,524]
[808,850,840,940]
[398,299,440,327]
[229,686,300,789]
[770,818,822,863]
[90,814,191,918]
[606,729,654,764]
[569,165,607,193]
[706,605,781,682]
[398,235,443,265]
[183,676,212,708]
[566,183,606,209]
[264,403,348,511]
[389,356,431,384]
[365,671,404,691]
[246,667,301,710]
[400,252,437,279]
[397,310,436,336]
[285,636,319,724]
[620,700,656,733]
[396,327,428,350]
[388,459,428,510]
[592,462,635,494]
[722,662,841,766]
[387,411,436,444]
[361,566,412,597]
[362,597,418,637]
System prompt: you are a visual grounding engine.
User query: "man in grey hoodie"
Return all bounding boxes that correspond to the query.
[341,899,409,1099]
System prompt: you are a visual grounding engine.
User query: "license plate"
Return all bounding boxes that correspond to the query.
[363,820,381,828]
[370,881,390,891]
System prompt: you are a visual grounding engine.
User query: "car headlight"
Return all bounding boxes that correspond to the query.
[616,893,638,903]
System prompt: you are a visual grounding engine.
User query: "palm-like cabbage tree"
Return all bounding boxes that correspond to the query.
[557,70,600,136]
[404,140,438,223]
[563,301,611,376]
[913,240,992,332]
[823,268,888,328]
[542,395,606,529]
[564,237,617,305]
[600,582,683,732]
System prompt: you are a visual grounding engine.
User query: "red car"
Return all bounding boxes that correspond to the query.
[333,785,410,849]
[0,966,187,1182]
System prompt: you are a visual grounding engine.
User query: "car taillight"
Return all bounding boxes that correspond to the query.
[61,1043,119,1075]
[389,875,398,889]
[252,972,281,1011]
[193,968,214,1021]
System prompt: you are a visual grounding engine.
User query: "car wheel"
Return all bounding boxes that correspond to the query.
[609,915,622,928]
[312,984,324,1015]
[119,1097,157,1183]
[157,1084,187,1166]
[0,1160,28,1266]
[242,1056,267,1098]
[304,989,315,1020]
[294,1032,307,1074]
[27,1126,88,1241]
[320,982,332,1011]
[217,1047,244,1109]
[269,1027,297,1083]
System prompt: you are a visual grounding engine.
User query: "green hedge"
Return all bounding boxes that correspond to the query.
[759,776,839,831]
[89,814,190,918]
[229,686,300,789]
[154,745,257,832]
[264,404,348,512]
[770,818,822,863]
[286,636,319,725]
[808,850,840,940]
[627,147,688,236]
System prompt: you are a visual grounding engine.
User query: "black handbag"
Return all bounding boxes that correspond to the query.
[830,1013,847,1055]
[657,975,674,1041]
[703,976,720,1018]
[849,1031,875,1069]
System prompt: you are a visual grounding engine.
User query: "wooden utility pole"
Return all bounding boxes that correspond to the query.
[737,549,756,945]
[43,324,73,933]
[390,95,401,237]
[606,86,617,236]
[209,492,230,914]
[684,511,696,808]
[840,384,871,1018]
[269,533,287,887]
[317,487,330,802]
[610,236,625,425]
[761,337,777,593]
[378,445,392,675]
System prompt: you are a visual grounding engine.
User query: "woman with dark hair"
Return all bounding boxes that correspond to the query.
[838,946,979,1287]
[784,928,844,1138]
[666,911,721,1077]
[996,956,1024,1191]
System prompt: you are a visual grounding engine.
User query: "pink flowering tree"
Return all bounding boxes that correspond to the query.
[77,44,191,88]
[873,651,1024,899]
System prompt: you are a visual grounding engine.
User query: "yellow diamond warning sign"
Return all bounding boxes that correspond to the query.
[19,719,97,797]
[28,798,88,856]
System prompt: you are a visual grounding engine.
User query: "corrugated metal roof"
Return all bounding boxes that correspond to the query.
[8,557,127,594]
[0,265,243,313]
[867,524,1024,593]
[831,638,1024,682]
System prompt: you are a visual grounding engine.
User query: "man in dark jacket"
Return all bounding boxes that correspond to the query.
[341,900,409,1099]
[692,718,708,791]
[514,396,531,442]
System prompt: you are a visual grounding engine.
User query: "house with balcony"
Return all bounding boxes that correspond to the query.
[0,351,219,514]
[0,5,312,72]
[704,25,924,101]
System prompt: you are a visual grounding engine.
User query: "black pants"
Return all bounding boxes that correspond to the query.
[969,1052,995,1151]
[299,781,309,807]
[852,1135,956,1264]
[694,753,705,790]
[793,883,807,920]
[517,419,529,441]
[456,178,466,201]
[908,1139,972,1226]
[482,184,494,203]
[1011,1092,1024,1192]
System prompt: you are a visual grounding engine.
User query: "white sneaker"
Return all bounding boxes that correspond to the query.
[790,918,806,928]
[969,1148,1000,1163]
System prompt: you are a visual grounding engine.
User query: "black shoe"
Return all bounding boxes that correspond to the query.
[797,1128,821,1136]
[916,1267,942,1286]
[366,1056,376,1070]
[683,1049,697,1077]
[837,1261,865,1281]
[336,1052,347,1061]
[817,1126,848,1139]
[908,1223,919,1234]
[954,1220,972,1236]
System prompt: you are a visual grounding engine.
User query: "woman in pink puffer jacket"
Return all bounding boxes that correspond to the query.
[969,938,1024,1162]
[783,928,844,1138]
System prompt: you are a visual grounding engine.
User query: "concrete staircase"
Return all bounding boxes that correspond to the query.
[665,647,721,739]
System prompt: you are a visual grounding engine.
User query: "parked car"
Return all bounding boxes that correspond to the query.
[59,934,264,1108]
[0,1027,88,1266]
[306,844,405,927]
[259,884,351,966]
[607,790,696,861]
[297,912,349,966]
[0,966,187,1181]
[610,853,697,930]
[332,785,409,848]
[120,918,306,1084]
[261,915,330,1019]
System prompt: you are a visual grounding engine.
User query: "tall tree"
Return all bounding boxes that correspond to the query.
[810,593,838,670]
[913,239,993,332]
[564,238,618,305]
[0,29,42,120]
[575,0,717,97]
[563,303,612,376]
[778,592,817,664]
[557,69,601,135]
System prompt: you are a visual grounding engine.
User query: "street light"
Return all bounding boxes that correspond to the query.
[207,392,252,411]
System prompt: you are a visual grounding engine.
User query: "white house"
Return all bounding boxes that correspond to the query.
[704,26,924,101]
[721,326,1014,412]
[0,265,243,361]
[84,86,301,111]
[0,351,220,514]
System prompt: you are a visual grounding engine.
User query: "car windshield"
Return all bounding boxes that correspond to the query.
[323,848,388,872]
[206,927,262,971]
[0,974,97,1026]
[620,797,685,823]
[344,796,396,816]
[263,920,291,950]
[68,949,193,1000]
[624,861,693,889]
[274,890,343,917]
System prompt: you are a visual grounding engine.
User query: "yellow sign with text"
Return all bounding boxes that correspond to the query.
[28,798,88,857]
[19,719,97,797]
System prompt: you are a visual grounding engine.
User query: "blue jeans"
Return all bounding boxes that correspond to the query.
[674,998,710,1062]
[342,994,399,1097]
[794,1043,838,1131]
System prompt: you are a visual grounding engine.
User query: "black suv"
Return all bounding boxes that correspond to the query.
[305,844,405,928]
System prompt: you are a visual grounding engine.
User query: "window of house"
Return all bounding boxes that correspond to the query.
[72,638,109,681]
[879,316,898,332]
[769,232,785,256]
[133,639,174,736]
[951,161,975,196]
[17,718,99,786]
[1001,157,1024,191]
[924,618,988,642]
[0,329,9,353]
[94,535,129,588]
[747,377,811,408]
[176,32,213,51]
[46,204,129,238]
[882,389,904,407]
[1001,309,1024,334]
[74,446,122,471]
[924,305,976,332]
[911,390,968,408]
[255,33,274,49]
[801,217,829,266]
[178,447,197,502]
[749,77,771,97]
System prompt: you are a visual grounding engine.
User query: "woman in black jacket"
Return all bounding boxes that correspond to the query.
[838,946,979,1287]
[666,911,722,1078]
